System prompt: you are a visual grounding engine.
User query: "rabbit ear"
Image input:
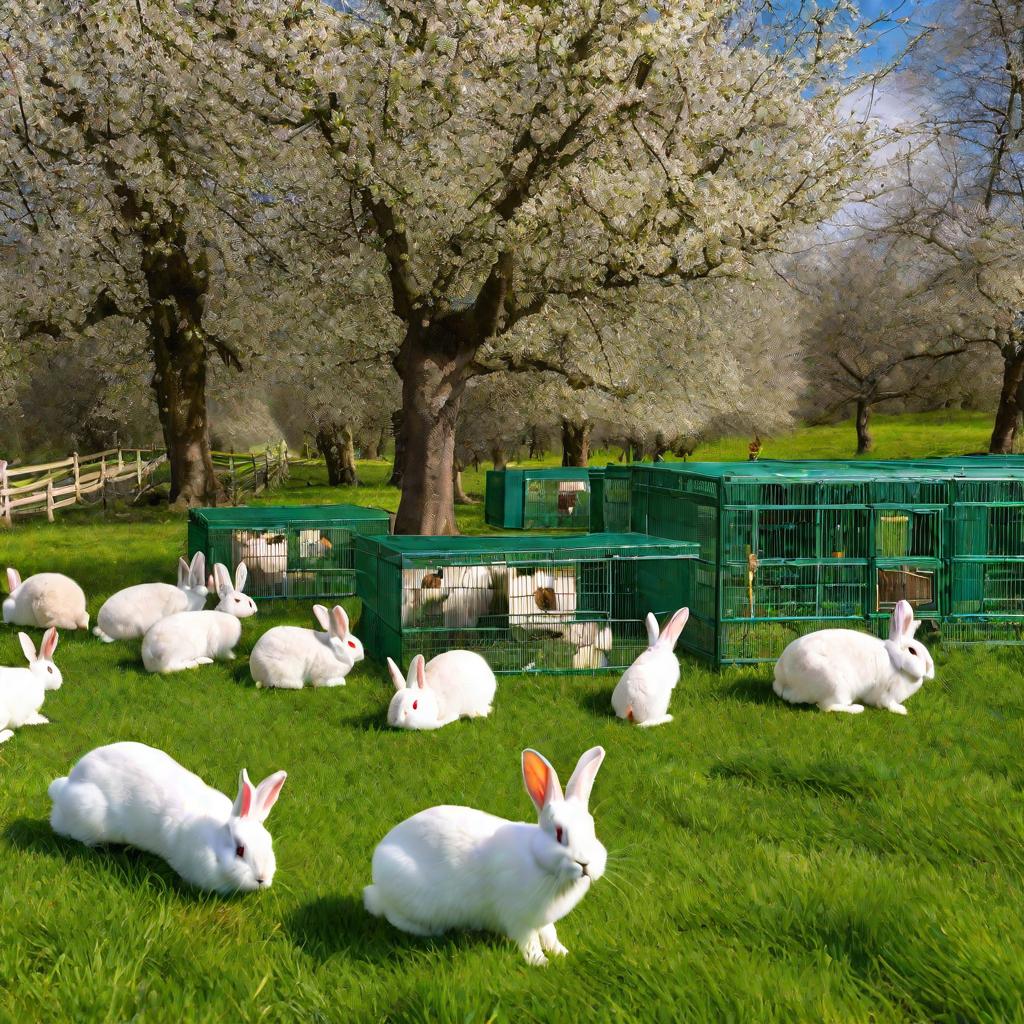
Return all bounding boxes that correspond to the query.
[889,600,913,642]
[331,606,349,639]
[189,551,206,587]
[178,558,190,587]
[412,654,427,690]
[232,768,255,818]
[386,657,406,692]
[522,749,563,814]
[207,574,216,592]
[18,632,37,663]
[234,561,248,594]
[6,568,21,593]
[252,771,287,823]
[312,604,331,631]
[645,612,660,646]
[40,627,58,661]
[657,608,689,650]
[565,746,605,809]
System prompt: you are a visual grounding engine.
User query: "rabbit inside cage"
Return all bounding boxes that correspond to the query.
[400,561,614,670]
[231,531,288,597]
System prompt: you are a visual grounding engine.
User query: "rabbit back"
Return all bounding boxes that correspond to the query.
[366,806,525,936]
[96,583,189,641]
[250,626,346,688]
[0,671,45,730]
[49,741,229,851]
[611,648,679,723]
[141,611,242,673]
[426,651,497,718]
[773,629,891,708]
[6,573,88,630]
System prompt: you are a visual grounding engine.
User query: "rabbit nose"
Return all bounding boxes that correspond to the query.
[256,877,267,887]
[575,860,589,877]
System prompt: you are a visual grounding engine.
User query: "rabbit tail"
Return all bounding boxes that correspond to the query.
[49,778,108,845]
[363,884,384,917]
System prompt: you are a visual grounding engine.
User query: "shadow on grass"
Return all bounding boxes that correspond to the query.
[3,817,245,903]
[286,893,500,964]
[719,673,799,707]
[579,686,617,720]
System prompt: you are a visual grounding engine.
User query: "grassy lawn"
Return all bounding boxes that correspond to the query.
[1,414,1023,1023]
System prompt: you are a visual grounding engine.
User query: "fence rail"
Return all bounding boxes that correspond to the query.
[0,440,291,525]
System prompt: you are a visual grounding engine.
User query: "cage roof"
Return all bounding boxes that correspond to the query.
[362,532,698,558]
[189,504,391,526]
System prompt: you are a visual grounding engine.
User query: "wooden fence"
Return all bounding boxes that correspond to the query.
[0,440,290,525]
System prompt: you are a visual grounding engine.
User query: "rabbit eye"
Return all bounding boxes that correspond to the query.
[347,640,357,649]
[412,700,419,711]
[47,666,53,674]
[235,844,245,859]
[556,826,565,845]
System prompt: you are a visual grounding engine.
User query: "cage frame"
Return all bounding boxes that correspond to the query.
[188,504,392,601]
[484,467,605,531]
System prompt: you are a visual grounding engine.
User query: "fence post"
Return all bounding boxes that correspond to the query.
[136,449,143,488]
[280,439,289,478]
[117,448,124,473]
[72,451,81,501]
[0,460,10,527]
[46,478,55,523]
[100,453,107,485]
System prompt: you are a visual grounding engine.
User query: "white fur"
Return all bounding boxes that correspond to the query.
[232,531,287,593]
[508,569,577,632]
[250,604,364,689]
[49,741,286,894]
[611,608,689,727]
[93,553,208,643]
[3,567,89,630]
[140,563,256,674]
[0,628,61,744]
[385,650,497,729]
[364,746,606,964]
[773,600,934,714]
[401,565,493,629]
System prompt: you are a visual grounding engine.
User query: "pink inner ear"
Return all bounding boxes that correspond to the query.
[238,783,253,818]
[42,628,58,659]
[257,774,286,816]
[415,657,426,689]
[6,568,19,593]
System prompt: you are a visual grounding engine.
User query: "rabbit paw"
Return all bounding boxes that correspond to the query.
[25,713,49,725]
[0,729,13,744]
[822,703,865,714]
[883,701,908,715]
[637,714,673,728]
[540,925,568,957]
[323,677,348,687]
[520,936,549,967]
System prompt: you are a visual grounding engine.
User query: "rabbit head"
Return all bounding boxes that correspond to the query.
[218,768,288,892]
[19,627,61,690]
[386,655,441,728]
[212,563,258,618]
[522,746,607,888]
[645,608,689,651]
[884,600,934,681]
[312,604,364,665]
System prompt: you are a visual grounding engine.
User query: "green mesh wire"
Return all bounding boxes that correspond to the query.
[188,505,391,600]
[484,468,604,530]
[355,533,698,674]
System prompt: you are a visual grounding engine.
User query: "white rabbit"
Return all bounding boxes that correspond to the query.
[572,646,608,670]
[364,746,607,965]
[141,563,257,674]
[385,650,497,729]
[3,567,89,630]
[401,567,447,626]
[0,628,61,743]
[93,553,208,643]
[250,604,364,689]
[611,608,689,727]
[49,741,287,894]
[232,531,287,594]
[401,565,493,629]
[773,599,934,714]
[509,569,577,632]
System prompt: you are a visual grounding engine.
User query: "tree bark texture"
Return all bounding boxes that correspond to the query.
[561,417,591,467]
[855,399,873,455]
[317,421,358,486]
[990,346,1024,453]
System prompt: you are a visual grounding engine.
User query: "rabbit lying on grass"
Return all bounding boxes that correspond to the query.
[4,567,89,630]
[250,604,363,689]
[385,650,496,729]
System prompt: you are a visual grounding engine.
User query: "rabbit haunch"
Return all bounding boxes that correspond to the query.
[141,563,256,674]
[364,746,606,965]
[386,651,496,729]
[3,568,89,630]
[49,742,287,894]
[249,604,364,689]
[0,628,61,744]
[94,553,208,642]
[773,599,934,714]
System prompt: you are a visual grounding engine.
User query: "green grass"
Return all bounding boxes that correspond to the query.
[2,414,1024,1023]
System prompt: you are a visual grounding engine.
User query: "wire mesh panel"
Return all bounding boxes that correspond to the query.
[601,465,632,532]
[355,533,698,674]
[188,505,391,600]
[483,468,602,530]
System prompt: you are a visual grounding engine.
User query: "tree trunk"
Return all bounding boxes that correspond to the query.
[990,346,1024,453]
[491,446,508,471]
[528,426,541,460]
[388,409,406,487]
[393,337,472,534]
[151,330,221,505]
[317,421,358,486]
[363,431,380,461]
[855,399,873,455]
[453,459,476,505]
[561,417,591,467]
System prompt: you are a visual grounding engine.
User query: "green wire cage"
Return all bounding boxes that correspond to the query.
[354,533,698,674]
[622,460,956,665]
[484,467,605,531]
[188,504,392,600]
